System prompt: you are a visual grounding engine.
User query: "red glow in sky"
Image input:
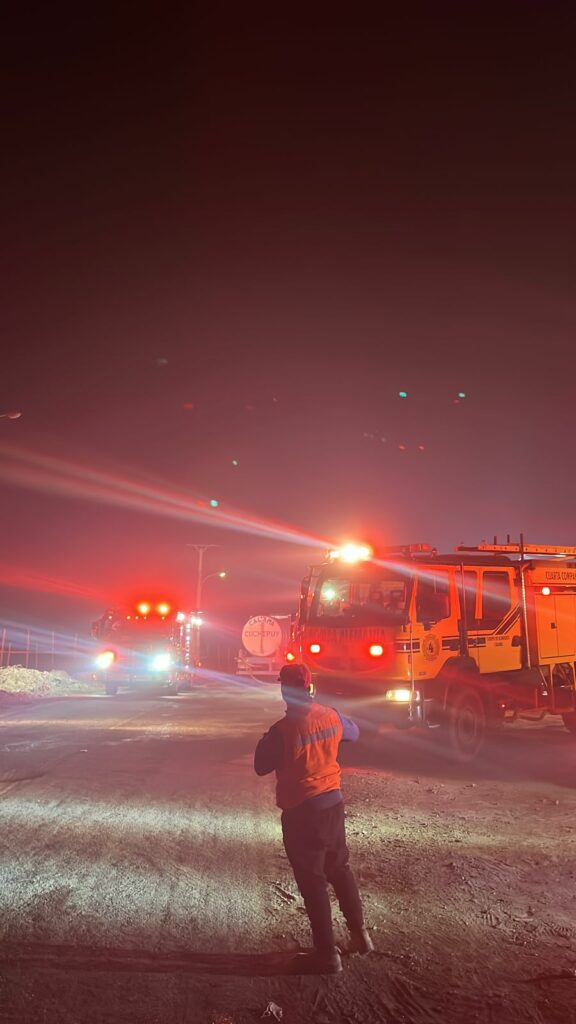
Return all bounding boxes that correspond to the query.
[1,8,575,632]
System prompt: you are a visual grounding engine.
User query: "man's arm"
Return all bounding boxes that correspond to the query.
[337,711,360,742]
[254,725,282,775]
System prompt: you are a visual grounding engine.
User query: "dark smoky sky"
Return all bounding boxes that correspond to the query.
[1,4,575,632]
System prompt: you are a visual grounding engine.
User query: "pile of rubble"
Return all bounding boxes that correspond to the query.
[0,666,94,704]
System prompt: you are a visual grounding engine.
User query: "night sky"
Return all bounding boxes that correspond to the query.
[1,6,575,635]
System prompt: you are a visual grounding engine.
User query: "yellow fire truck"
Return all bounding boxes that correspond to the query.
[288,538,576,759]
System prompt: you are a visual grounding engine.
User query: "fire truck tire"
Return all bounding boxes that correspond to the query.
[104,681,118,696]
[561,712,576,735]
[442,686,486,761]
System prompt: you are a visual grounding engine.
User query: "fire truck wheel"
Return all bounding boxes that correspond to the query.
[444,686,486,761]
[561,712,576,735]
[104,681,118,696]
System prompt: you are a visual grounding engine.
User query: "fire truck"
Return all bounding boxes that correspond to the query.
[91,600,194,695]
[288,538,576,759]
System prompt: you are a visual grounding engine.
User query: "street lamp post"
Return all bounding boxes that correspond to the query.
[186,543,219,612]
[186,545,226,668]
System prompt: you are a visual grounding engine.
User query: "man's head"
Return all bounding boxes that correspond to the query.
[278,662,315,704]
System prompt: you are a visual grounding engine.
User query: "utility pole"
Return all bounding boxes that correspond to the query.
[187,544,219,612]
[186,543,220,668]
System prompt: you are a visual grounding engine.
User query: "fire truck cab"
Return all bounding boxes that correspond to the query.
[289,539,576,759]
[91,601,193,695]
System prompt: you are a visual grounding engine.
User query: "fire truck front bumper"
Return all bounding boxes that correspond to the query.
[314,675,425,727]
[94,670,176,689]
[378,688,424,728]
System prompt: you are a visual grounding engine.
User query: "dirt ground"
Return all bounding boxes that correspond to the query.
[0,682,575,1024]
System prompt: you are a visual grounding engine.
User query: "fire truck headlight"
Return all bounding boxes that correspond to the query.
[151,653,171,671]
[95,650,115,669]
[286,652,296,662]
[385,688,418,703]
[309,643,322,654]
[369,644,384,657]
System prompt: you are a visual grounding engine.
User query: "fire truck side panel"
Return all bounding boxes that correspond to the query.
[526,565,576,665]
[533,592,560,660]
[556,596,576,657]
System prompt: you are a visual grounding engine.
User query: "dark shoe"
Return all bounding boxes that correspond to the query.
[289,949,343,975]
[347,927,375,955]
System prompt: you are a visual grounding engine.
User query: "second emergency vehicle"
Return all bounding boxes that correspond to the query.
[91,600,194,695]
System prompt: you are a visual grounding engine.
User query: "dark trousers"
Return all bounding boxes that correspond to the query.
[281,799,365,953]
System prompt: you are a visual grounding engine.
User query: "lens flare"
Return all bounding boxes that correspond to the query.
[151,653,171,670]
[0,442,331,550]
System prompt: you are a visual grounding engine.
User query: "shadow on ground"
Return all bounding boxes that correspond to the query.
[0,942,374,977]
[342,715,576,789]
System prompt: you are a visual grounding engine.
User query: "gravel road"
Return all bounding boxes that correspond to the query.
[1,681,575,1023]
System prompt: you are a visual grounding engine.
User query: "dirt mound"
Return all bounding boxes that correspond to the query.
[0,666,94,702]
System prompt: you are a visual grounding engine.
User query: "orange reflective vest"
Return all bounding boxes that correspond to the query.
[273,702,343,810]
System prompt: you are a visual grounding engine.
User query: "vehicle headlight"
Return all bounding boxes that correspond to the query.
[151,653,171,671]
[95,650,115,669]
[385,688,419,703]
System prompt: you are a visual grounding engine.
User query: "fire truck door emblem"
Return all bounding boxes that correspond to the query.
[422,633,440,661]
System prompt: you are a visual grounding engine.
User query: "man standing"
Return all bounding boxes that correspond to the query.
[254,662,374,974]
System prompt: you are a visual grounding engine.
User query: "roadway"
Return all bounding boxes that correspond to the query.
[1,680,576,1023]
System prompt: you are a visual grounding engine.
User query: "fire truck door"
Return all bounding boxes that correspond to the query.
[476,570,522,673]
[460,570,481,671]
[415,569,455,673]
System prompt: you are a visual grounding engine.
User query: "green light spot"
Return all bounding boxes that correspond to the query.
[399,391,407,398]
[210,499,219,508]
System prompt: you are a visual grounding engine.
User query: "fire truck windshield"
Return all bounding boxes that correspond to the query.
[310,575,411,625]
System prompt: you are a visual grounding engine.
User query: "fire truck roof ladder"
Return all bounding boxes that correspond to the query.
[379,543,433,557]
[457,535,576,558]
